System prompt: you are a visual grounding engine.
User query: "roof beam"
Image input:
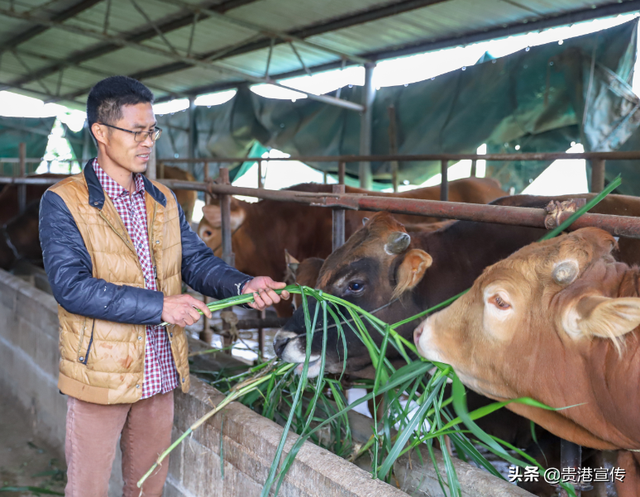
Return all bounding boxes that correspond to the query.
[90,0,450,85]
[10,47,187,99]
[0,0,103,54]
[0,0,259,92]
[153,0,371,64]
[0,6,363,111]
[153,0,640,102]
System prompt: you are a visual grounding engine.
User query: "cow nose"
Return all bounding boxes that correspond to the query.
[273,330,298,358]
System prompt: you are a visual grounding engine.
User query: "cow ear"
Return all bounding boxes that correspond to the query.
[392,249,433,300]
[201,204,246,230]
[202,204,221,227]
[565,295,640,353]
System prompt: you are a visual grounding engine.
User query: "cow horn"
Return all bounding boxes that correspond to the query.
[362,217,369,226]
[385,232,411,255]
[552,260,579,285]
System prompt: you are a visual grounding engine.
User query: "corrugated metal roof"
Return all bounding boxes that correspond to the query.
[0,0,638,109]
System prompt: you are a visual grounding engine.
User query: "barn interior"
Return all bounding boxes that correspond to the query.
[2,1,640,496]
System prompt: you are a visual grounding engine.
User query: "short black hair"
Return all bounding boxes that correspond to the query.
[87,76,154,135]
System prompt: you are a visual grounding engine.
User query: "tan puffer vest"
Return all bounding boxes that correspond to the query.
[50,173,189,405]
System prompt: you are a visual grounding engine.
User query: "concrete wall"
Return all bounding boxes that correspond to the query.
[0,268,530,497]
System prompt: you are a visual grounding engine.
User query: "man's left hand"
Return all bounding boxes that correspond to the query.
[242,277,290,310]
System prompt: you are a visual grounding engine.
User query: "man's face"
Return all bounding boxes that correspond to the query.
[98,102,156,175]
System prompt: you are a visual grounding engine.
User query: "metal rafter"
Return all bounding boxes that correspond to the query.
[153,0,371,64]
[92,0,450,87]
[0,0,103,55]
[38,0,454,106]
[0,6,364,110]
[7,47,186,99]
[154,0,640,102]
[0,0,259,92]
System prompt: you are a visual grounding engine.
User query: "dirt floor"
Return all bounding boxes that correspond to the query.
[0,395,66,496]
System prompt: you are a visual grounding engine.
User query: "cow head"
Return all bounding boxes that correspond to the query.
[197,197,247,254]
[415,227,640,449]
[274,212,432,378]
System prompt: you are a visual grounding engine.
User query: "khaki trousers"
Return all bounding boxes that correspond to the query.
[64,391,174,497]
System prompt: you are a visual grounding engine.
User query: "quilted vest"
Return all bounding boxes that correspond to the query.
[50,172,189,404]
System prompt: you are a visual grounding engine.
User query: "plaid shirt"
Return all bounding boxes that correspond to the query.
[93,160,178,399]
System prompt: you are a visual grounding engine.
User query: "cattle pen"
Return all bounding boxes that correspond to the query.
[2,149,640,497]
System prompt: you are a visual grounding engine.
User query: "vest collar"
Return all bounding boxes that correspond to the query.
[83,159,167,209]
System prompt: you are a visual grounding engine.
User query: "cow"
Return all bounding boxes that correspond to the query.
[414,227,640,497]
[198,177,506,316]
[274,194,640,496]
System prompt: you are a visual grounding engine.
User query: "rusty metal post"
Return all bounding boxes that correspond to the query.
[440,160,449,201]
[388,105,399,193]
[332,184,346,251]
[590,158,605,193]
[560,440,582,497]
[323,171,328,184]
[258,308,266,358]
[18,142,26,214]
[219,167,235,267]
[338,161,346,185]
[359,63,376,190]
[257,159,263,189]
[470,159,477,177]
[147,146,157,180]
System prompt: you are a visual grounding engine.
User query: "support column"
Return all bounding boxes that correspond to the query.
[359,63,376,190]
[82,122,91,164]
[147,145,157,180]
[18,142,26,214]
[388,105,399,193]
[561,440,582,496]
[440,160,449,201]
[219,167,235,267]
[590,158,605,193]
[332,184,346,251]
[188,96,197,178]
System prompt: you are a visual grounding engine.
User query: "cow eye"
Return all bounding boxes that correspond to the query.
[489,294,511,310]
[203,230,212,237]
[348,281,365,293]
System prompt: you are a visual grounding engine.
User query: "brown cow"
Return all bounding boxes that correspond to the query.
[414,228,640,497]
[199,178,506,316]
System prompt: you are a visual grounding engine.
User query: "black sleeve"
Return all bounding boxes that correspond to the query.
[39,190,165,325]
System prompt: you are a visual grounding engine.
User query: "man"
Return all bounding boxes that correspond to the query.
[39,76,289,497]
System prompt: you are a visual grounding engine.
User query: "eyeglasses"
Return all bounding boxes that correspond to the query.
[98,123,163,142]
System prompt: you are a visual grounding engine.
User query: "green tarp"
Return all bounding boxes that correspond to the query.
[157,20,640,192]
[0,116,56,175]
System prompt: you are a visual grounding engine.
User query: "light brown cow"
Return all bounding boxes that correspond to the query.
[414,228,640,496]
[199,178,505,316]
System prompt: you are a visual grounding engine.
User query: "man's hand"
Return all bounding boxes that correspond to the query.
[162,294,212,327]
[242,277,290,311]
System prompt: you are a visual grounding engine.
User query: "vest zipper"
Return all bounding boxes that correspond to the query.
[82,320,95,365]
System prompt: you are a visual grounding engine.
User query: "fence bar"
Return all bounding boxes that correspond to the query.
[471,159,477,177]
[440,160,448,201]
[332,184,346,251]
[198,182,640,239]
[560,440,582,497]
[218,167,235,267]
[388,105,399,193]
[338,161,346,185]
[591,158,606,193]
[257,159,263,189]
[18,142,26,214]
[157,150,640,164]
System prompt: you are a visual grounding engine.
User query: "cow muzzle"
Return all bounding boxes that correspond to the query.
[273,329,322,377]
